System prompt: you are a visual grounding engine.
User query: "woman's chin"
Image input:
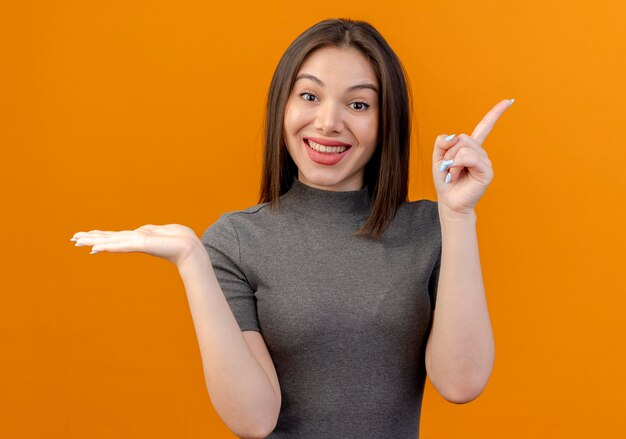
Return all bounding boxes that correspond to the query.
[297,171,362,192]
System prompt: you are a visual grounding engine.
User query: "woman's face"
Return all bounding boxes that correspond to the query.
[283,46,379,192]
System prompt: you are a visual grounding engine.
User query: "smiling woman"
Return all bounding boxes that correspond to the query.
[72,17,498,439]
[200,18,448,438]
[260,19,412,240]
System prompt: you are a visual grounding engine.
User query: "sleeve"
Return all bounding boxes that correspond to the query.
[200,213,261,332]
[427,201,442,311]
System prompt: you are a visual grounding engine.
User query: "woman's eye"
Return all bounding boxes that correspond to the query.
[350,102,370,111]
[299,92,317,102]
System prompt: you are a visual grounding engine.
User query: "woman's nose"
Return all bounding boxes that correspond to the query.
[314,101,343,134]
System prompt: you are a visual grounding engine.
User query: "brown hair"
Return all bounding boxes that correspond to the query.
[258,18,412,240]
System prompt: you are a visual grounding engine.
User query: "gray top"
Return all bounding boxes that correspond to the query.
[201,177,441,438]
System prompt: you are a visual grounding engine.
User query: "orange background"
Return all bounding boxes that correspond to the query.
[1,1,625,437]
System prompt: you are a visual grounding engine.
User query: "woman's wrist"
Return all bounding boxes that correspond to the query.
[438,203,477,223]
[176,238,210,271]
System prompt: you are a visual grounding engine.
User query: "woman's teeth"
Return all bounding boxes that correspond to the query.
[306,140,348,154]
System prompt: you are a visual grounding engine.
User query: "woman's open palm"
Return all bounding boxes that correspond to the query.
[71,224,200,266]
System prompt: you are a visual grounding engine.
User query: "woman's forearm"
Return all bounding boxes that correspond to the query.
[425,206,495,403]
[177,241,279,438]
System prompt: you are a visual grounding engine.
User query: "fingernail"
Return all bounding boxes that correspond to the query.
[445,172,452,183]
[75,243,85,247]
[70,237,78,242]
[445,134,456,142]
[439,159,454,172]
[508,98,515,107]
[90,250,98,254]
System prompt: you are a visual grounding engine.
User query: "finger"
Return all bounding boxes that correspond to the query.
[96,232,121,235]
[444,147,479,183]
[72,229,133,238]
[445,165,465,184]
[74,231,140,244]
[471,99,514,145]
[444,150,491,183]
[72,231,102,239]
[72,230,124,239]
[76,234,144,253]
[91,240,140,253]
[442,134,487,163]
[74,234,127,246]
[433,133,460,163]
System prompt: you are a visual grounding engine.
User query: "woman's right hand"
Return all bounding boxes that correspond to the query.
[71,224,202,267]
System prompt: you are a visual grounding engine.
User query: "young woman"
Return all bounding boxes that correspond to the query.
[71,18,511,438]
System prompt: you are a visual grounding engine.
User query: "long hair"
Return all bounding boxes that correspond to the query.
[259,18,412,240]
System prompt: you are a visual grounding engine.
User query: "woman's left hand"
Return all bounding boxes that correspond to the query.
[432,98,514,216]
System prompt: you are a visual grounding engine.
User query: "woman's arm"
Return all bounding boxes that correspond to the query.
[73,226,279,438]
[425,206,495,404]
[178,242,281,438]
[426,99,512,403]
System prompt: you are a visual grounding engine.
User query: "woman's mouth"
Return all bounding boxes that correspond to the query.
[303,139,352,166]
[304,139,351,154]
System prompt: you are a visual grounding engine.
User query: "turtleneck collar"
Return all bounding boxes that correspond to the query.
[279,177,373,222]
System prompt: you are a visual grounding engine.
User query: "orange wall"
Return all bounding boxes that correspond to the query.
[1,1,625,437]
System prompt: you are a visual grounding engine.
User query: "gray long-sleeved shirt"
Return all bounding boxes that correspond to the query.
[201,177,441,438]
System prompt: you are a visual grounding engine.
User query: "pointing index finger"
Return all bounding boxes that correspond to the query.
[471,99,514,145]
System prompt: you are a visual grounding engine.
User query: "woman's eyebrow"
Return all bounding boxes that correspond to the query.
[295,73,378,93]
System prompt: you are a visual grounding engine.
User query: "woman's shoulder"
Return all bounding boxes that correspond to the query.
[202,201,274,239]
[220,201,273,220]
[400,198,439,221]
[403,198,438,208]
